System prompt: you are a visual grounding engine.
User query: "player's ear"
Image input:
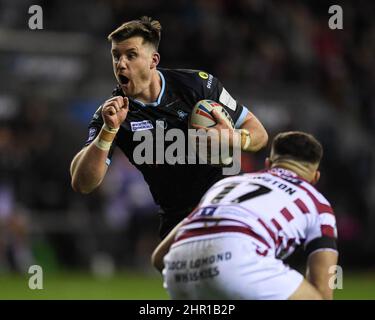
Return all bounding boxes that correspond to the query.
[265,157,271,169]
[150,52,160,69]
[311,170,320,185]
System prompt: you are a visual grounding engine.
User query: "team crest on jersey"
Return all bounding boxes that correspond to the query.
[130,120,154,132]
[177,110,188,120]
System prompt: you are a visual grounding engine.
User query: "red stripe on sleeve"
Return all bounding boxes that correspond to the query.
[321,225,335,237]
[271,218,282,231]
[258,218,277,244]
[280,208,294,222]
[297,185,334,216]
[314,202,334,215]
[294,198,309,214]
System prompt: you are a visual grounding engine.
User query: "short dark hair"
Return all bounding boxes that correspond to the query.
[271,131,323,164]
[107,16,162,50]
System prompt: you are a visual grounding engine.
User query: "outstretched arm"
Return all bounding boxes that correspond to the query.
[151,220,186,272]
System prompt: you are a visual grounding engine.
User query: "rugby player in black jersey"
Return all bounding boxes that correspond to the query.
[70,16,268,238]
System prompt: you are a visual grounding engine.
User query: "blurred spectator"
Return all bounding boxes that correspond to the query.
[0,184,34,273]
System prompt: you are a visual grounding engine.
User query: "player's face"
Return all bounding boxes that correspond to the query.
[111,36,157,98]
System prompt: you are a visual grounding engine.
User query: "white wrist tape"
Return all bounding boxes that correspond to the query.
[243,135,251,150]
[241,129,251,150]
[94,138,112,151]
[94,124,119,151]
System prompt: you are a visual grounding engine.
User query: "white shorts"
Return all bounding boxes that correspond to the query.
[162,233,303,300]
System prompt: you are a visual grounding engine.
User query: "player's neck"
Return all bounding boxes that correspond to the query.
[271,160,315,183]
[133,70,161,104]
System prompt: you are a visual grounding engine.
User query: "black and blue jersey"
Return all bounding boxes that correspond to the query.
[85,68,250,237]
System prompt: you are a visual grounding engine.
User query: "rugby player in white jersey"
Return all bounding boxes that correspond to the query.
[152,131,338,300]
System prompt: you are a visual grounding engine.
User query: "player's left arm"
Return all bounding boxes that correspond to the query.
[304,199,339,300]
[236,111,268,152]
[306,249,339,300]
[151,219,186,272]
[198,71,268,152]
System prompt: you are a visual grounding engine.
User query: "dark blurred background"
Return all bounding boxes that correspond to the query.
[0,0,374,276]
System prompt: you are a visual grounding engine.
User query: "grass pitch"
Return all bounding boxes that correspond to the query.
[0,271,374,300]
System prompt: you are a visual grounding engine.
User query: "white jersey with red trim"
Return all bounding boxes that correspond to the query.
[175,168,337,260]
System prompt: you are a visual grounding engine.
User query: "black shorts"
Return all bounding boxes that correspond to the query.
[158,205,196,239]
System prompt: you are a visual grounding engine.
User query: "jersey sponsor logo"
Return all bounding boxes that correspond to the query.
[219,88,237,111]
[198,71,209,79]
[207,74,213,89]
[130,120,154,132]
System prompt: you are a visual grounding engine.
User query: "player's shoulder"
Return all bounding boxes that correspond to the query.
[159,68,218,92]
[274,168,332,205]
[160,67,212,80]
[299,180,332,207]
[209,173,250,189]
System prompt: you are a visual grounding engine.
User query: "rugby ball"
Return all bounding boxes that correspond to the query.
[190,99,234,165]
[190,99,234,129]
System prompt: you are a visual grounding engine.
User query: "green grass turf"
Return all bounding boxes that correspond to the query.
[333,272,375,300]
[0,271,374,300]
[0,270,168,300]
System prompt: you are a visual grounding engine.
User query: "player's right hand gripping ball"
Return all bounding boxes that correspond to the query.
[190,99,234,165]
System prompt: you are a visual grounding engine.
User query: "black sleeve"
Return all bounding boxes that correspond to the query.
[305,236,338,257]
[85,105,103,146]
[197,71,250,128]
